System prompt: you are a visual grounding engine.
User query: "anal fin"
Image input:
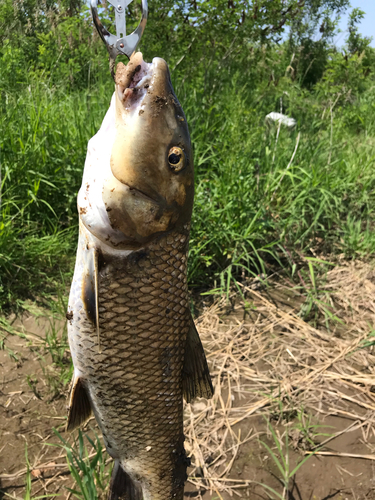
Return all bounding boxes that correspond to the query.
[66,375,92,431]
[182,316,214,403]
[109,461,143,500]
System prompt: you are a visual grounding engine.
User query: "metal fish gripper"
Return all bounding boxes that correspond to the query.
[91,0,148,77]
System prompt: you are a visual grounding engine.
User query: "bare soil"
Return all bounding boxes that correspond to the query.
[2,262,375,500]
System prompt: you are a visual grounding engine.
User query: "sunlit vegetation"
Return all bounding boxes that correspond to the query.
[1,0,374,310]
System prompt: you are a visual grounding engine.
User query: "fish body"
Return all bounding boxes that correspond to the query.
[66,53,213,500]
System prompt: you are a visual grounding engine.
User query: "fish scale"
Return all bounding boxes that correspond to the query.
[68,227,191,499]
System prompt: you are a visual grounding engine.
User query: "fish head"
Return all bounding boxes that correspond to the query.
[100,52,194,249]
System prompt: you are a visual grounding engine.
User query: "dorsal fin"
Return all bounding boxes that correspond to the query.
[182,317,214,403]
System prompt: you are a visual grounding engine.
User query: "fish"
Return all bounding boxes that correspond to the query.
[66,52,213,500]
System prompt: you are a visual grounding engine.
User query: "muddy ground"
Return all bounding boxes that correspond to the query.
[1,262,375,500]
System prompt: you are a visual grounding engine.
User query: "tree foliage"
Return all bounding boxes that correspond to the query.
[1,0,371,90]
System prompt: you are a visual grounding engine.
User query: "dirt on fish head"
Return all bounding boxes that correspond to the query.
[102,52,194,249]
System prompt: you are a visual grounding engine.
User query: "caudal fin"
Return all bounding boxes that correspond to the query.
[109,461,143,500]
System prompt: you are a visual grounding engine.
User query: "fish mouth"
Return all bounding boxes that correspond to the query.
[115,53,153,112]
[115,54,170,115]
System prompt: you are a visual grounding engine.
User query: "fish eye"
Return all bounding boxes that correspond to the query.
[168,147,185,172]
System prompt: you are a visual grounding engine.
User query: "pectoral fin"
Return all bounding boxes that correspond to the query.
[66,375,92,431]
[82,243,101,352]
[182,317,214,402]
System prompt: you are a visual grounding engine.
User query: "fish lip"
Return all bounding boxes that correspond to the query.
[151,57,164,65]
[116,55,153,104]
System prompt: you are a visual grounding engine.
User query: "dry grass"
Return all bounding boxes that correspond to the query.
[185,261,375,497]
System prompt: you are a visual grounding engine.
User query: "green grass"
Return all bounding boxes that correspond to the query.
[38,316,73,397]
[1,51,375,311]
[51,429,111,500]
[185,75,375,289]
[258,417,319,500]
[0,81,112,311]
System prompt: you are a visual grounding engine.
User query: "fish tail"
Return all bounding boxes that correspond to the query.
[109,460,143,500]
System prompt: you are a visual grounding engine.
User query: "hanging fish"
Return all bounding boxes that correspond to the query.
[66,51,213,500]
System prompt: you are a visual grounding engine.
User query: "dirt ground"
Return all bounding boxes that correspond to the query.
[2,261,375,500]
